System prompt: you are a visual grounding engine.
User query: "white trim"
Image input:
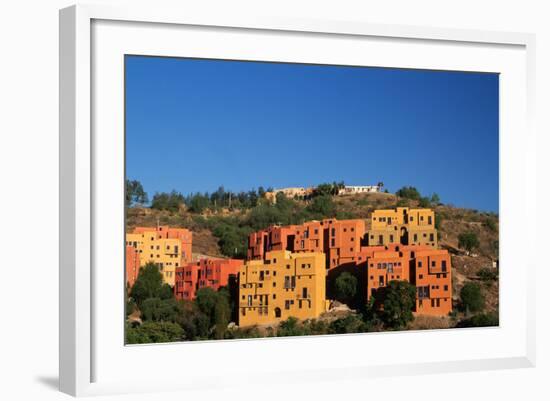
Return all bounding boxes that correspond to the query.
[59,4,536,396]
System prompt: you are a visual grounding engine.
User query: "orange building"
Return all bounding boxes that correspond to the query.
[125,245,141,288]
[174,258,243,301]
[126,225,193,286]
[247,218,366,270]
[356,244,452,316]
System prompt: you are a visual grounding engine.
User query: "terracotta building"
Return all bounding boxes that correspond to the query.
[356,244,452,316]
[247,219,366,270]
[367,207,438,248]
[174,258,243,301]
[125,245,141,288]
[126,225,193,287]
[238,250,327,327]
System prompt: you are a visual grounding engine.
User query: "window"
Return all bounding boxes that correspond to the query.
[429,233,434,241]
[418,261,422,267]
[379,276,384,286]
[413,234,418,242]
[247,295,252,306]
[302,287,308,298]
[444,285,449,291]
[378,235,383,245]
[285,300,290,310]
[419,274,423,279]
[331,238,335,247]
[431,261,436,267]
[428,216,432,225]
[389,235,394,242]
[442,260,447,272]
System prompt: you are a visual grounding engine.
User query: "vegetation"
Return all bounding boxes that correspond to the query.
[151,190,185,212]
[457,312,499,328]
[126,179,148,207]
[396,186,422,200]
[458,232,480,253]
[126,321,183,344]
[333,272,358,304]
[374,281,417,329]
[460,282,485,313]
[478,268,498,282]
[314,182,345,197]
[130,262,173,307]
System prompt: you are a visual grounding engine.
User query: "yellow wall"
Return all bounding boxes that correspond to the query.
[126,231,183,287]
[369,207,437,247]
[238,250,326,327]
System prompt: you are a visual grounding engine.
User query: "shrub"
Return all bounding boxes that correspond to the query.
[396,186,421,200]
[460,282,485,313]
[458,232,480,253]
[478,268,498,282]
[126,321,184,344]
[457,312,499,328]
[334,272,358,304]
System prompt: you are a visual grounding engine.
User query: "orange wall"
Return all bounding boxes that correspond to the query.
[174,258,243,301]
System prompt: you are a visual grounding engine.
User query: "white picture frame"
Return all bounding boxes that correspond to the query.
[59,3,536,397]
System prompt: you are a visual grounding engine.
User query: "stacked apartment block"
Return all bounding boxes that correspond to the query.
[125,225,192,287]
[240,207,452,326]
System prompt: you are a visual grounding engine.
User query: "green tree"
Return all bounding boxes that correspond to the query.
[329,314,367,334]
[430,193,441,204]
[130,262,174,307]
[307,195,336,217]
[458,232,480,253]
[334,272,358,304]
[277,317,306,337]
[126,179,148,207]
[195,287,231,339]
[189,193,210,213]
[375,280,417,329]
[125,321,183,344]
[460,282,485,313]
[396,186,421,200]
[418,197,431,208]
[151,190,185,212]
[140,297,180,322]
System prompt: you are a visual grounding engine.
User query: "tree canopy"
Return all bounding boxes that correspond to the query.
[126,179,148,206]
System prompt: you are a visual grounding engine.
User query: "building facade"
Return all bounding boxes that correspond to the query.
[356,244,452,316]
[125,245,141,288]
[238,250,327,327]
[367,207,438,248]
[126,225,193,287]
[247,219,366,270]
[338,184,383,195]
[174,258,243,301]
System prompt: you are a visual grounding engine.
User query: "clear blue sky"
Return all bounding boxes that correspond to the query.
[125,56,499,212]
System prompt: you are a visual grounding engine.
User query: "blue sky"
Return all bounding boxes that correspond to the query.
[125,56,499,212]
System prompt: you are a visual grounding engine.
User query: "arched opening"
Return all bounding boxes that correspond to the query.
[400,227,408,245]
[274,307,281,318]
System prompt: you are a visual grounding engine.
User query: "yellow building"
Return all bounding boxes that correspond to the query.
[367,207,437,248]
[126,227,191,287]
[238,250,326,327]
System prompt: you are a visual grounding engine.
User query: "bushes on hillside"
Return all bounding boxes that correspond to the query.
[460,282,485,313]
[458,232,480,253]
[151,190,185,212]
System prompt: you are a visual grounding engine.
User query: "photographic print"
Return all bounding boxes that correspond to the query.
[124,56,499,344]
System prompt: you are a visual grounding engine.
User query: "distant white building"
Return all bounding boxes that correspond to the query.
[338,184,383,195]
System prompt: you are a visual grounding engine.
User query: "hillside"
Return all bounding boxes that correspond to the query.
[126,191,499,327]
